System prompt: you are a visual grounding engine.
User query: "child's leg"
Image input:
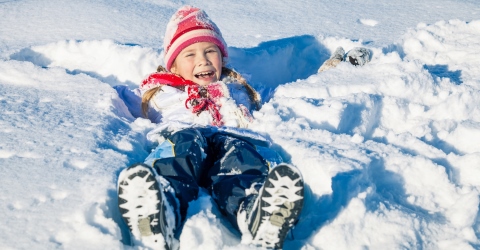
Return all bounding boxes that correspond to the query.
[117,163,178,249]
[152,128,208,219]
[118,128,209,249]
[238,164,304,249]
[206,134,305,249]
[206,133,270,229]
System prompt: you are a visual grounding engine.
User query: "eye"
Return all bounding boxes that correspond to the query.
[206,49,217,53]
[185,53,194,57]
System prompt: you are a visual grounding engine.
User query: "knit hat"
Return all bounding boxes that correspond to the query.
[163,6,228,71]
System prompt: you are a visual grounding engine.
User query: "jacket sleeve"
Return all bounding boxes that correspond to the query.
[114,85,164,122]
[114,85,143,118]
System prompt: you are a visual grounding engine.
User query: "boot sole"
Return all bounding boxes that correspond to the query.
[118,164,174,249]
[249,164,304,249]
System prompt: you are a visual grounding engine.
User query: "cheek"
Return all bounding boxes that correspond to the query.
[213,56,223,69]
[173,61,194,78]
[214,59,223,75]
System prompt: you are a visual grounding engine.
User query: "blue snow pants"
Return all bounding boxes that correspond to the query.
[144,128,271,229]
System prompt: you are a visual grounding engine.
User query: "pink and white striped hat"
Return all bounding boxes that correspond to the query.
[163,6,228,71]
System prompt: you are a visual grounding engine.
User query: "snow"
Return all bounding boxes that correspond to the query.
[1,0,480,249]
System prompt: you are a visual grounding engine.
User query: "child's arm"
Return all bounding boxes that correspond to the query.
[114,85,143,118]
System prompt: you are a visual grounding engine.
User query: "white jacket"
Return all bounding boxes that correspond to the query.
[114,74,271,143]
[116,76,256,124]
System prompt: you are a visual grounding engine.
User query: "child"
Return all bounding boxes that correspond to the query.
[116,5,304,250]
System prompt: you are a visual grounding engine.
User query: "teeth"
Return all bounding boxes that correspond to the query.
[196,71,212,77]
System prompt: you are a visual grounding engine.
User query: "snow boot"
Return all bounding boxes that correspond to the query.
[238,164,304,249]
[318,46,345,72]
[346,47,370,66]
[118,163,179,250]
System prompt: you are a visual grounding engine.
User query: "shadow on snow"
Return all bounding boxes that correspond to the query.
[229,35,328,103]
[424,64,463,85]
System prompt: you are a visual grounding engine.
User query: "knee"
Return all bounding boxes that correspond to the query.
[169,128,207,150]
[170,128,202,141]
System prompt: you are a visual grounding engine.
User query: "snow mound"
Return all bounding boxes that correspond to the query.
[249,19,480,249]
[1,16,480,250]
[10,39,163,88]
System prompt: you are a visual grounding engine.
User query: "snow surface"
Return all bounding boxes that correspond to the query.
[1,0,480,249]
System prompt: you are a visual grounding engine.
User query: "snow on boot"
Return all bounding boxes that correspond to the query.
[346,47,370,66]
[238,164,304,249]
[318,46,345,72]
[118,163,179,250]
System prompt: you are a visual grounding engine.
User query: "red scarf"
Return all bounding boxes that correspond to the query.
[141,73,224,126]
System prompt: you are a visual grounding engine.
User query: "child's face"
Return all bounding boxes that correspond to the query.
[171,42,223,86]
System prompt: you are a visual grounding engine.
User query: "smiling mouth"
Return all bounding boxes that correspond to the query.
[195,71,215,79]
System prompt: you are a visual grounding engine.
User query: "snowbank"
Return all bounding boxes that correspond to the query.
[1,1,480,249]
